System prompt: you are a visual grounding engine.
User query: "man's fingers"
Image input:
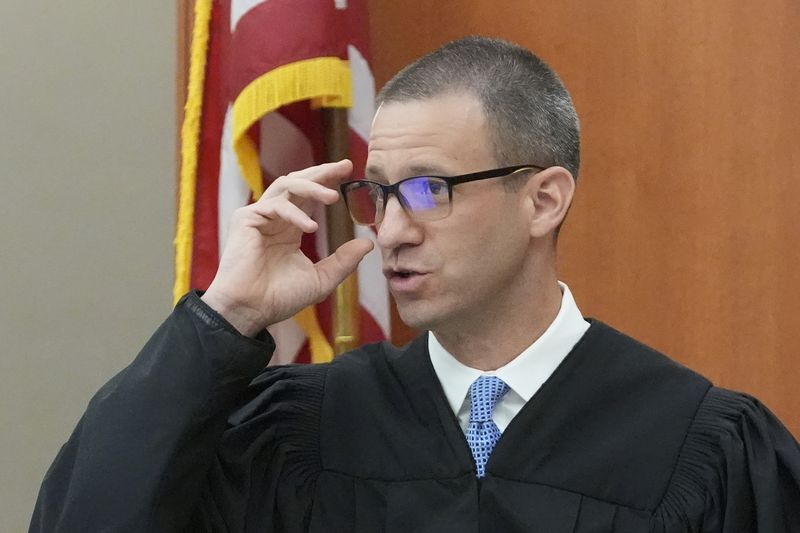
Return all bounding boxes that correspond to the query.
[247,162,353,234]
[263,176,341,204]
[315,239,375,294]
[289,159,354,187]
[250,199,318,233]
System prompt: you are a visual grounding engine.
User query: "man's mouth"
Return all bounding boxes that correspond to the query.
[384,268,424,279]
[383,268,428,292]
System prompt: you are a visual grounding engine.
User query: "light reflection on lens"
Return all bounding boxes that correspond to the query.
[400,178,439,211]
[399,177,450,221]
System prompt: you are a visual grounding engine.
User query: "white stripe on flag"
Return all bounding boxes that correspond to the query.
[219,105,252,255]
[347,45,375,143]
[267,316,308,364]
[230,0,270,32]
[259,111,315,178]
[356,224,390,336]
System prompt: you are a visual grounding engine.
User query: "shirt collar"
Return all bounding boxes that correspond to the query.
[428,282,590,415]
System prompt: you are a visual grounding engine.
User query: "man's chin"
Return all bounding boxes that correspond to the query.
[395,302,438,331]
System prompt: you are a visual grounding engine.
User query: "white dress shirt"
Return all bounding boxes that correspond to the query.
[428,282,590,433]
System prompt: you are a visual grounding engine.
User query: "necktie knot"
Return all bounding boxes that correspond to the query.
[468,376,509,423]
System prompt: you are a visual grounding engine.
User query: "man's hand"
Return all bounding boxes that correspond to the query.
[201,160,374,337]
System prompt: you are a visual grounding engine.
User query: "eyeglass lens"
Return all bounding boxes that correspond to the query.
[343,182,381,224]
[345,177,452,225]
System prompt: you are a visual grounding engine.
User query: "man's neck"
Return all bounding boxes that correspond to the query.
[431,280,563,371]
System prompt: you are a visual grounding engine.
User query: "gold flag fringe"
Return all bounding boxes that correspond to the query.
[173,0,213,305]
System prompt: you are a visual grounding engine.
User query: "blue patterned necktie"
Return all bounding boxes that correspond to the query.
[466,375,510,478]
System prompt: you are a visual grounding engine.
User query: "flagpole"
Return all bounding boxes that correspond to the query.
[321,108,360,355]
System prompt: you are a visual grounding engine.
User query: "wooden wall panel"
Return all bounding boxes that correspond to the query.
[368,0,800,435]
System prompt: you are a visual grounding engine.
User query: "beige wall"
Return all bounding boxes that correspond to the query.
[0,3,175,530]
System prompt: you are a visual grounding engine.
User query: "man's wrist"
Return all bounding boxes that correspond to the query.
[200,291,267,338]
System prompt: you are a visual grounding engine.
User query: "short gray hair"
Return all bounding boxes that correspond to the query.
[377,36,581,183]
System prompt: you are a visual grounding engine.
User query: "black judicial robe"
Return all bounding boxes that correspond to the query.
[31,293,800,532]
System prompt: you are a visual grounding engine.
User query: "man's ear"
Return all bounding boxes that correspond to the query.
[523,166,575,239]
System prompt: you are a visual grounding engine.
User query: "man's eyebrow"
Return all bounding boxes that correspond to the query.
[364,165,388,183]
[406,165,452,177]
[365,164,454,181]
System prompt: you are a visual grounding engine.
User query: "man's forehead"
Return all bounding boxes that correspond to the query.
[365,92,491,181]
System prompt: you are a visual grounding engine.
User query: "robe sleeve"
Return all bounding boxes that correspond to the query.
[185,362,326,533]
[29,292,276,532]
[652,387,800,532]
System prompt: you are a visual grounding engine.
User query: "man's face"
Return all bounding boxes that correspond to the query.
[365,92,534,332]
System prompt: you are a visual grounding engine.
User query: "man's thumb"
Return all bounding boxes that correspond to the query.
[315,239,375,294]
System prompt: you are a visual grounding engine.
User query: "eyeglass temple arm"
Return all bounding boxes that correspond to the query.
[445,165,545,185]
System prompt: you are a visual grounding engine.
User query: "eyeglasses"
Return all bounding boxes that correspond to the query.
[340,165,545,226]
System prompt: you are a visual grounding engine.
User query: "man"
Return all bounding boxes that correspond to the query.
[31,37,799,532]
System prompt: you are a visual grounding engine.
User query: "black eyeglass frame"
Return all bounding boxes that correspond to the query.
[340,164,546,225]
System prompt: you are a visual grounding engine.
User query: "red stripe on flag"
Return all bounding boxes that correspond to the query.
[359,306,386,345]
[190,0,230,290]
[229,0,353,96]
[278,102,327,165]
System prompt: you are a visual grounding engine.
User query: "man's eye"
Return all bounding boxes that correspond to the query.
[428,181,445,195]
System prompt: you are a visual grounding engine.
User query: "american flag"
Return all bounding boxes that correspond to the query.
[175,0,389,363]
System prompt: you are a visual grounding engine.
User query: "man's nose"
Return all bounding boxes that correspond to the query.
[376,196,424,250]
